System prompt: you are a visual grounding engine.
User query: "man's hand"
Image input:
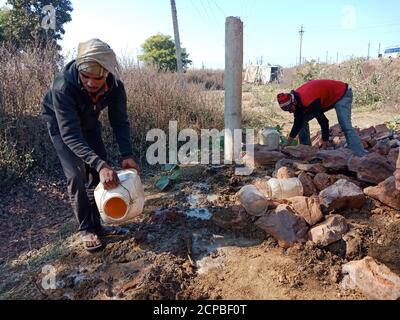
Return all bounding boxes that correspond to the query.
[282,137,294,149]
[99,164,120,190]
[121,158,142,176]
[394,169,400,191]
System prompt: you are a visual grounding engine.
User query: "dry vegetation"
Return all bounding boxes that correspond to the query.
[1,42,399,188]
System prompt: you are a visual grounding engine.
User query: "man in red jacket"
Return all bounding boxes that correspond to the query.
[277,79,367,156]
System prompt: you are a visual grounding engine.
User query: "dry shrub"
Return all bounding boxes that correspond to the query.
[185,69,224,90]
[280,58,400,111]
[101,66,224,163]
[0,42,60,186]
[1,44,225,186]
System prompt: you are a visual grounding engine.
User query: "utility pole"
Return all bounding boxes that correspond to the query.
[367,42,371,60]
[378,42,381,57]
[224,17,243,163]
[299,25,304,66]
[170,0,184,82]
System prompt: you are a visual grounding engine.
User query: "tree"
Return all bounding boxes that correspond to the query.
[0,7,10,42]
[1,0,73,49]
[138,33,192,72]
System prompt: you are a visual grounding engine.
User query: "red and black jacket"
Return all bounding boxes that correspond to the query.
[289,80,349,141]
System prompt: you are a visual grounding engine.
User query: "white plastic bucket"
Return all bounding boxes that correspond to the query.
[264,178,304,199]
[237,185,269,216]
[260,128,280,151]
[94,169,145,225]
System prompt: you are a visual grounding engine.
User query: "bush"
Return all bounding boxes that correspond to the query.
[0,44,225,187]
[185,69,224,90]
[0,42,61,187]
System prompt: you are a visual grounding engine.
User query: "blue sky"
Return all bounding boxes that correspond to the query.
[2,0,400,68]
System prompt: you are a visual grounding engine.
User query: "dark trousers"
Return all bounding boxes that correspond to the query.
[50,128,107,233]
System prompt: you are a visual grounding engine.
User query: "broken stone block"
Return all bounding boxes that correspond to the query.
[359,126,376,138]
[374,124,392,140]
[289,196,324,226]
[276,166,297,179]
[243,145,285,168]
[315,148,353,171]
[298,172,318,197]
[341,256,400,300]
[255,205,309,248]
[282,145,319,161]
[319,179,366,212]
[274,158,301,172]
[293,163,327,174]
[308,215,348,247]
[387,148,399,168]
[348,153,395,185]
[313,173,332,192]
[388,139,400,148]
[364,176,400,210]
[371,138,391,156]
[212,205,250,230]
[342,227,362,260]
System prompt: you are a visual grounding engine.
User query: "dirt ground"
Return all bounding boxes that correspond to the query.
[1,110,400,300]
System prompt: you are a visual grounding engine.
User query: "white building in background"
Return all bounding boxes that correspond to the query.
[383,45,400,58]
[244,65,283,84]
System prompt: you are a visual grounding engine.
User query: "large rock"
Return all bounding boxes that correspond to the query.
[315,148,353,171]
[387,148,399,168]
[282,145,319,161]
[255,205,309,248]
[293,162,327,174]
[364,177,400,210]
[314,173,361,192]
[289,196,324,226]
[308,215,349,247]
[313,173,332,192]
[359,126,376,139]
[243,145,285,168]
[274,158,300,172]
[341,256,400,300]
[319,179,366,212]
[298,172,318,197]
[374,124,392,140]
[371,138,391,156]
[212,205,250,230]
[347,153,395,185]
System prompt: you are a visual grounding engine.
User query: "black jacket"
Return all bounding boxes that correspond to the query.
[289,92,330,142]
[42,60,133,172]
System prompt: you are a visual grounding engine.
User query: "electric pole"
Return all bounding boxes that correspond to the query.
[367,42,371,60]
[170,0,184,82]
[299,25,304,66]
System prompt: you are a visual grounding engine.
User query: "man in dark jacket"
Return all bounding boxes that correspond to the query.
[42,39,141,252]
[277,79,367,157]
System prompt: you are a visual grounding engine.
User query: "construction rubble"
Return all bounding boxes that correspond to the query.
[236,123,400,300]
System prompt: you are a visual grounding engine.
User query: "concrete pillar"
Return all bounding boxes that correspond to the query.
[224,17,243,163]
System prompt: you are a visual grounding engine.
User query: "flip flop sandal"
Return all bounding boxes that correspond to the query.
[81,233,103,253]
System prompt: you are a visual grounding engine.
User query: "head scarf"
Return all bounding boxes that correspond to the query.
[76,39,121,83]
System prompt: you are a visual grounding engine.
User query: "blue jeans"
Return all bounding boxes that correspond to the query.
[298,88,367,156]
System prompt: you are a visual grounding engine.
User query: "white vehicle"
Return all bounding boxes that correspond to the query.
[383,45,400,58]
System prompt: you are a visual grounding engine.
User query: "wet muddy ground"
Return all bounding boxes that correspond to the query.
[1,162,399,300]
